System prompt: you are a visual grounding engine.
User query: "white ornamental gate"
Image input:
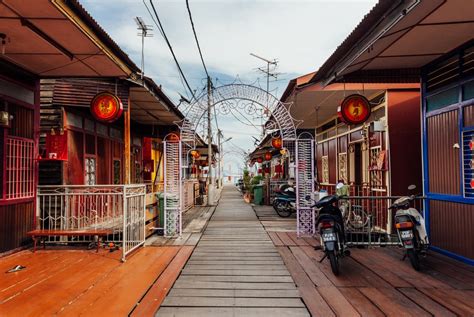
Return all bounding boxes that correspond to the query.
[296,133,316,236]
[163,83,315,237]
[163,134,182,237]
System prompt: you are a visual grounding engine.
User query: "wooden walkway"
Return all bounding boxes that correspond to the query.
[259,205,474,316]
[156,186,310,316]
[0,246,193,316]
[147,205,216,247]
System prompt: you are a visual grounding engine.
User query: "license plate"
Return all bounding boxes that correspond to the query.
[401,230,413,240]
[322,232,337,242]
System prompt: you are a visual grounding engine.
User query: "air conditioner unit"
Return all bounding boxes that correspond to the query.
[370,120,385,132]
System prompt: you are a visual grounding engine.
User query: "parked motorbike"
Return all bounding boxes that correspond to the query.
[389,185,429,271]
[273,184,296,217]
[309,194,348,276]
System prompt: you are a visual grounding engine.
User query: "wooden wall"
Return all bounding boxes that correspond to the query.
[427,110,460,195]
[430,200,474,259]
[387,90,422,196]
[0,201,34,253]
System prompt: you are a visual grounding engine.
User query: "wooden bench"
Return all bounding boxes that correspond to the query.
[27,229,113,253]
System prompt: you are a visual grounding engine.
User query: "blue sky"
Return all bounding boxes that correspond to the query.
[82,0,377,173]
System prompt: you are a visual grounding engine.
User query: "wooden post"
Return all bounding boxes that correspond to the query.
[124,97,131,184]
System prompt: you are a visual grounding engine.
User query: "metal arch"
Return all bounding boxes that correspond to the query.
[163,83,315,238]
[179,84,298,143]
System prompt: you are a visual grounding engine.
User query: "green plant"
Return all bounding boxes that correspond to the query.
[247,175,263,192]
[243,168,252,192]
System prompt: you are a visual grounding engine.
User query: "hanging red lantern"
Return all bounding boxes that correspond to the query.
[257,168,262,174]
[90,92,123,123]
[264,151,272,161]
[271,137,282,149]
[257,157,263,163]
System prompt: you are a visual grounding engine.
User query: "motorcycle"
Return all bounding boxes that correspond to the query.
[309,194,348,276]
[389,185,429,271]
[273,184,296,218]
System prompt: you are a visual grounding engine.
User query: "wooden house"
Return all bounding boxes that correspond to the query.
[309,0,474,264]
[0,0,140,253]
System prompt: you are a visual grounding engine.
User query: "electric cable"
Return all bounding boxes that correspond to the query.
[186,0,210,79]
[147,0,197,101]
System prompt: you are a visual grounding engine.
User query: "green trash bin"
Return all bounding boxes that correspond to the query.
[253,184,263,205]
[156,192,165,230]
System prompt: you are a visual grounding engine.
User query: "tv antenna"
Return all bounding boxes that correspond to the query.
[135,17,153,79]
[250,53,279,137]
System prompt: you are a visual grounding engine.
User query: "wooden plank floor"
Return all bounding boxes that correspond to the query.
[258,204,474,316]
[147,205,216,246]
[0,245,193,316]
[254,205,296,232]
[156,186,310,317]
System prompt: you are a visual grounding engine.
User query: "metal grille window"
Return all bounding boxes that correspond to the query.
[338,152,347,183]
[85,157,96,185]
[369,147,384,189]
[321,156,329,184]
[5,137,35,199]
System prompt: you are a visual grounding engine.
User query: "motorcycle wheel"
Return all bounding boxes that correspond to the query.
[272,199,280,210]
[407,249,420,271]
[275,201,292,218]
[328,251,340,276]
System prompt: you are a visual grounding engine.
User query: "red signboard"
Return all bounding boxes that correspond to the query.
[45,132,68,160]
[339,94,371,125]
[90,92,123,123]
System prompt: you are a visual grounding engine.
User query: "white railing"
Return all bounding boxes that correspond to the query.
[36,184,146,261]
[183,179,198,211]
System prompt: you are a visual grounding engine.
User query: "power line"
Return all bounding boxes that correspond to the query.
[147,0,197,101]
[185,0,210,79]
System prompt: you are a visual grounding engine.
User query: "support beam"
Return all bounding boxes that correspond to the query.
[124,97,131,184]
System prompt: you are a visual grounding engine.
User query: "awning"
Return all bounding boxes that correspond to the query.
[282,73,418,128]
[312,0,474,85]
[0,0,139,77]
[129,77,184,126]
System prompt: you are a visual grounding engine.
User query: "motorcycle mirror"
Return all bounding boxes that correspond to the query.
[408,184,417,191]
[305,195,311,201]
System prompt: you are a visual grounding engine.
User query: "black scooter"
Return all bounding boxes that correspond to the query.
[389,185,429,271]
[308,194,347,275]
[273,184,296,217]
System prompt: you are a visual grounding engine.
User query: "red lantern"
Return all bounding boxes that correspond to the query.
[257,168,262,173]
[271,137,282,149]
[264,152,272,161]
[90,92,123,123]
[338,94,371,125]
[190,150,200,159]
[257,157,263,163]
[165,133,180,143]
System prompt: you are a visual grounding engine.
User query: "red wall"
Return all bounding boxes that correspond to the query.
[387,90,422,196]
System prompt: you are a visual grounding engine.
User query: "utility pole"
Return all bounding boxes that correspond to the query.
[206,76,213,205]
[217,129,222,189]
[135,17,153,80]
[250,53,279,137]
